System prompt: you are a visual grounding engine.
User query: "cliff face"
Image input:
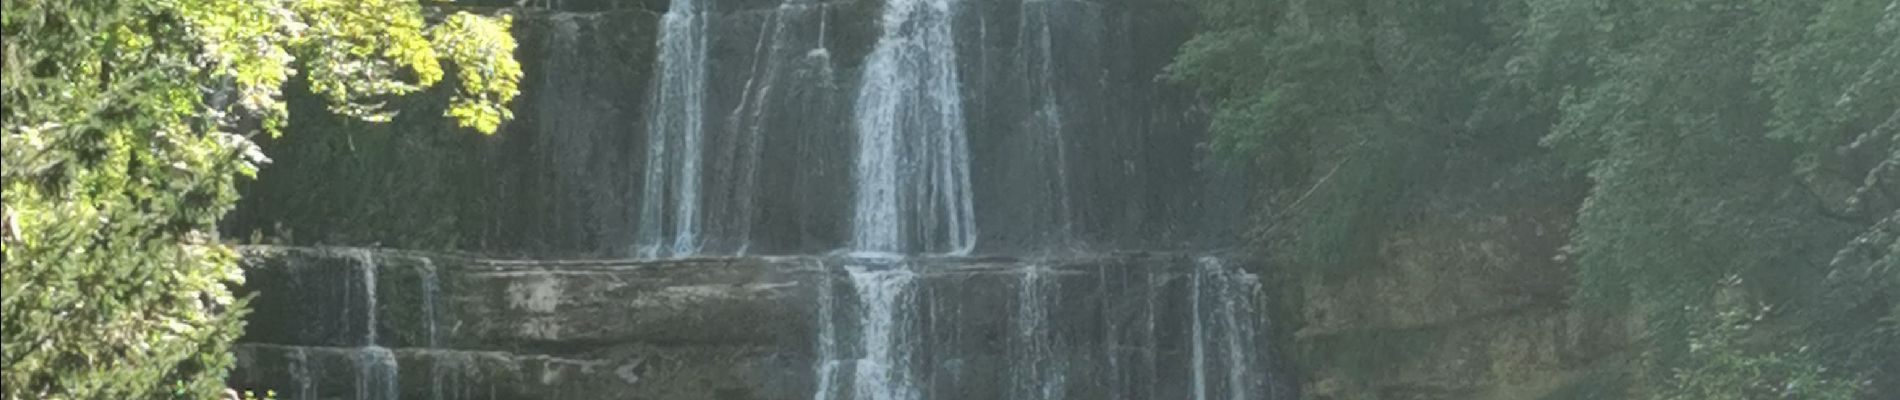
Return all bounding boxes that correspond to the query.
[223,1,1296,397]
[1278,165,1634,400]
[220,0,1644,398]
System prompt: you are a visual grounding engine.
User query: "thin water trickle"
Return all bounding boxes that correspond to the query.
[812,260,843,400]
[420,258,440,348]
[429,351,477,400]
[1020,1,1075,249]
[349,249,378,346]
[1143,269,1164,400]
[1221,261,1265,400]
[1190,260,1209,400]
[637,0,710,259]
[1012,264,1065,400]
[356,346,400,400]
[289,347,316,400]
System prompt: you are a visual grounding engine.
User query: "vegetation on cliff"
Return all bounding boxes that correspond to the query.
[0,0,519,397]
[1170,0,1897,397]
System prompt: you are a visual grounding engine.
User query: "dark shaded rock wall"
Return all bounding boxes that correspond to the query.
[226,9,660,256]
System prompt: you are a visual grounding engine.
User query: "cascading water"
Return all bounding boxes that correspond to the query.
[844,264,923,400]
[812,261,845,400]
[1140,267,1166,399]
[350,249,379,346]
[810,257,1279,400]
[1015,0,1075,251]
[355,347,400,400]
[819,1,977,396]
[289,347,316,400]
[1011,265,1065,400]
[337,250,401,400]
[1190,257,1269,400]
[1190,262,1210,400]
[850,0,977,255]
[429,351,478,400]
[636,0,711,259]
[420,258,441,348]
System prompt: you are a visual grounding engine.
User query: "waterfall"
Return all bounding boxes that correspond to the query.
[349,249,378,346]
[1190,257,1269,400]
[636,0,710,259]
[430,351,478,400]
[851,0,977,255]
[1190,262,1209,400]
[1018,0,1075,250]
[1011,265,1065,400]
[807,257,1278,400]
[355,346,400,400]
[826,2,973,390]
[1218,264,1263,400]
[342,250,401,400]
[1141,267,1164,400]
[234,0,1280,396]
[845,264,923,400]
[289,347,316,400]
[420,258,441,348]
[812,261,844,400]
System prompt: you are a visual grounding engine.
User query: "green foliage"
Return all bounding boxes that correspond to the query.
[0,0,520,398]
[1654,280,1863,400]
[236,390,276,400]
[1172,0,1898,395]
[1523,0,1897,385]
[431,12,522,134]
[1168,0,1533,273]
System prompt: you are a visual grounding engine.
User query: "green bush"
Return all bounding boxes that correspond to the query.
[1654,280,1863,400]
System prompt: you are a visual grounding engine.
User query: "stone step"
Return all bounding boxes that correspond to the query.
[230,343,801,400]
[236,246,1211,351]
[232,247,1270,399]
[237,246,822,349]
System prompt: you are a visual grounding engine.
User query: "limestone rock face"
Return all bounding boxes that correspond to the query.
[234,247,818,400]
[230,247,1288,399]
[1285,174,1633,400]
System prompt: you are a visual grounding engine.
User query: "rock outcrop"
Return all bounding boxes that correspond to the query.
[229,246,1286,399]
[232,247,811,399]
[1280,169,1634,400]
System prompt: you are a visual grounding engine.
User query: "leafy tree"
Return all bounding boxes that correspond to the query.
[1173,0,1897,396]
[1168,0,1540,273]
[0,0,520,398]
[1521,0,1896,391]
